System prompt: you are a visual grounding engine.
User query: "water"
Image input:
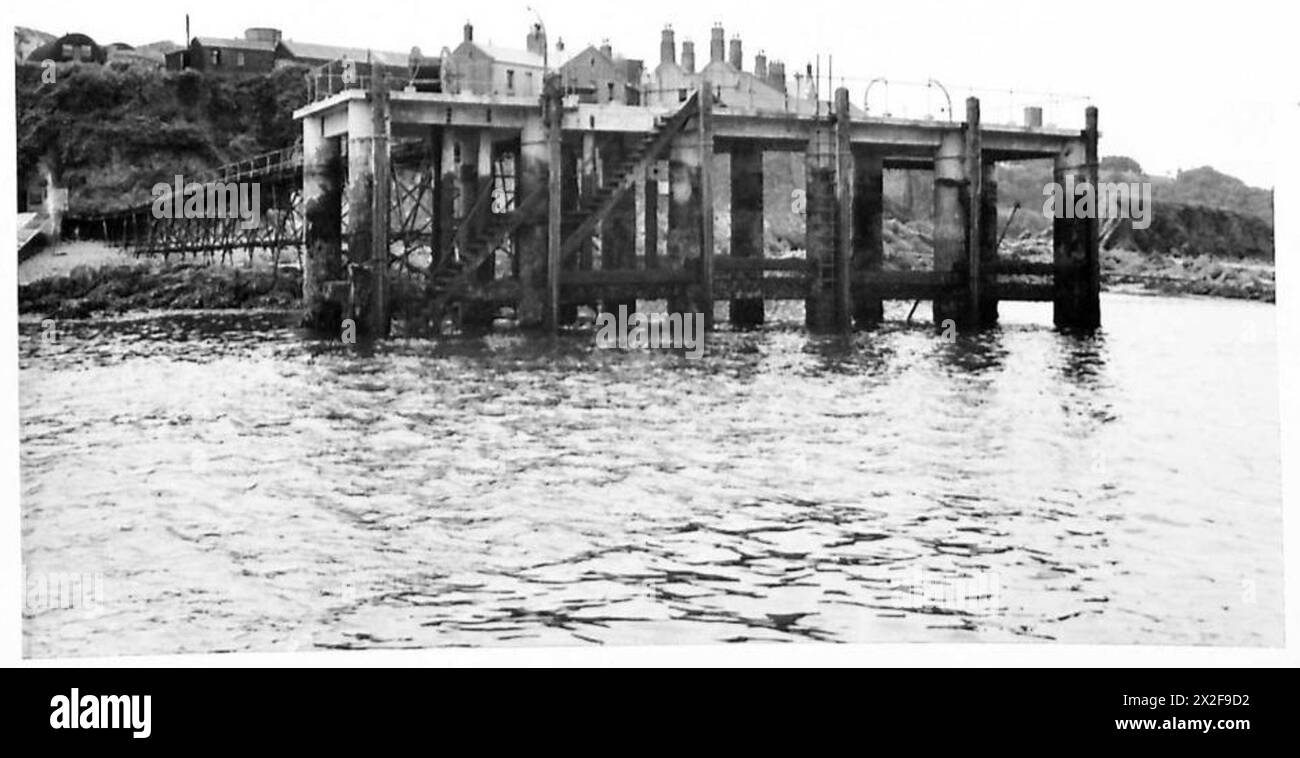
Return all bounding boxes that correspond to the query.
[19,293,1283,655]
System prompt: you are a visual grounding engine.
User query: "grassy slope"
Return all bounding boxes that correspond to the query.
[16,61,308,215]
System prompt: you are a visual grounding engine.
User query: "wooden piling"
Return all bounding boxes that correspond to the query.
[805,126,837,331]
[698,82,715,329]
[851,146,884,326]
[545,74,563,335]
[834,88,854,332]
[643,159,659,270]
[979,161,1000,324]
[729,142,764,326]
[964,97,982,329]
[1052,106,1100,329]
[600,135,637,317]
[369,73,391,338]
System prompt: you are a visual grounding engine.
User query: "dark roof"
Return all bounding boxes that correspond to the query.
[28,33,103,62]
[193,36,277,52]
[278,40,412,67]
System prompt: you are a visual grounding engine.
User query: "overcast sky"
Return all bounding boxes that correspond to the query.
[11,0,1289,188]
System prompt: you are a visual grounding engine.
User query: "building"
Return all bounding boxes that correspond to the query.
[104,42,166,68]
[164,27,436,85]
[440,21,546,97]
[276,38,438,88]
[166,29,279,74]
[557,40,644,105]
[27,33,106,64]
[647,24,853,117]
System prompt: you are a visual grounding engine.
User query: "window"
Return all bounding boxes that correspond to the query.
[210,49,222,66]
[61,43,73,59]
[236,51,246,67]
[79,45,92,60]
[506,69,515,91]
[607,82,615,102]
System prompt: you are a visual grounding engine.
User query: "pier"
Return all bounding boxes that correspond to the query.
[96,24,1103,337]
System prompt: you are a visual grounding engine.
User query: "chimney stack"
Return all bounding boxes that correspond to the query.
[660,26,675,65]
[768,60,786,93]
[710,23,725,63]
[754,50,767,79]
[681,39,696,73]
[464,21,474,43]
[599,38,612,59]
[728,36,743,70]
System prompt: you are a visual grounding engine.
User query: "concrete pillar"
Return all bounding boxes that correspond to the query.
[600,134,637,316]
[729,142,764,326]
[345,99,375,326]
[851,146,884,326]
[932,129,968,326]
[804,126,837,331]
[667,111,702,316]
[1053,106,1100,329]
[517,117,548,328]
[579,132,597,272]
[458,130,496,327]
[437,128,457,268]
[302,115,343,330]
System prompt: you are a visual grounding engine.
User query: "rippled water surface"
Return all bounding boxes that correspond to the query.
[20,294,1284,655]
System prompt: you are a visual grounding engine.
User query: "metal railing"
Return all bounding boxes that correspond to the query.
[851,76,1093,129]
[305,57,441,103]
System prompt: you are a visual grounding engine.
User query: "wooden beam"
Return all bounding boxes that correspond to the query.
[699,83,715,329]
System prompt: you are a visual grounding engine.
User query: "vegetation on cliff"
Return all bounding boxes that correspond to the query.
[16,61,308,215]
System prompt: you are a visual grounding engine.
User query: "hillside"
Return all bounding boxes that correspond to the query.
[15,60,308,215]
[13,26,55,63]
[14,48,1274,268]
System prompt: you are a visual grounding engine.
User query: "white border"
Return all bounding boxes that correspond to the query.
[2,0,1296,668]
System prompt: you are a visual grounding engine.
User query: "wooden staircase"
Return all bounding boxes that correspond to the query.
[426,181,547,325]
[424,90,701,329]
[560,91,700,263]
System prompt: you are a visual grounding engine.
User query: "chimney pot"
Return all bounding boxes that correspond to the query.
[464,21,473,43]
[660,26,676,66]
[728,36,742,69]
[710,24,725,63]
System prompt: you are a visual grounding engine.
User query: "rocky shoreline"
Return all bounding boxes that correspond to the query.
[17,235,1273,322]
